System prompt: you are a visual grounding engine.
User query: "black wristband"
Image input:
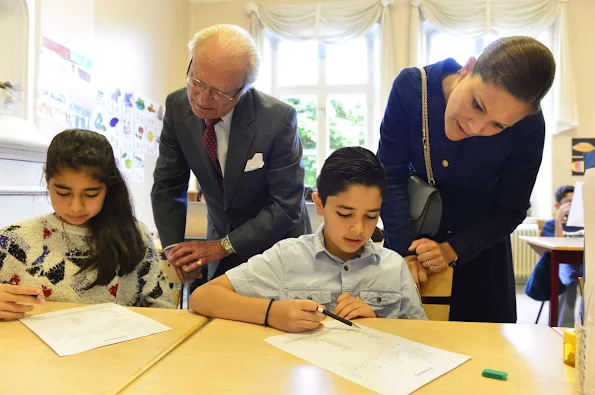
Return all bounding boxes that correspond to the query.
[264,299,275,327]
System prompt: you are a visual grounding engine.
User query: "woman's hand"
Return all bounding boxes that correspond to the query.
[409,239,457,274]
[267,299,326,333]
[0,284,45,320]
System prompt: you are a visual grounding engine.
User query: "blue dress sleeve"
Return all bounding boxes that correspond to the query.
[448,114,546,264]
[377,68,419,256]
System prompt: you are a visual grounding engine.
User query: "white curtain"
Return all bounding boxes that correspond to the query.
[410,0,578,134]
[246,0,395,111]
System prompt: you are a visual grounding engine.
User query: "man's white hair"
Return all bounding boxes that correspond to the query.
[189,24,260,91]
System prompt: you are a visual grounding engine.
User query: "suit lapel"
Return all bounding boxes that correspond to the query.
[186,106,224,203]
[224,90,256,203]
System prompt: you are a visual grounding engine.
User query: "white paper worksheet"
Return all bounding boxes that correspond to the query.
[566,181,584,227]
[265,321,470,395]
[19,303,172,356]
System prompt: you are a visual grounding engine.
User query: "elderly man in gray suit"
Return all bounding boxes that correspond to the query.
[151,24,309,285]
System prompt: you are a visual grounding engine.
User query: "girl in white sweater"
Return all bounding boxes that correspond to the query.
[0,129,173,320]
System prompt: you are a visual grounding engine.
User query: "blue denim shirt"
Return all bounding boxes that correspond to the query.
[226,226,427,320]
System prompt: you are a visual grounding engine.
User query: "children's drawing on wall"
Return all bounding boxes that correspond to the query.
[123,91,134,119]
[120,151,133,182]
[133,153,145,183]
[134,94,146,124]
[146,126,157,155]
[571,138,595,176]
[108,88,122,115]
[120,117,133,151]
[134,122,146,153]
[95,89,107,109]
[36,36,92,127]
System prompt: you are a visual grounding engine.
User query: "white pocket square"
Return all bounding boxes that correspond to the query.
[244,152,265,172]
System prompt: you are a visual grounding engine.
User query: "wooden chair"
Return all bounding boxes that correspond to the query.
[154,239,186,309]
[421,267,454,321]
[537,219,546,236]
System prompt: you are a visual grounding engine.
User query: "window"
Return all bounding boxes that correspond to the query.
[266,29,378,189]
[424,21,551,70]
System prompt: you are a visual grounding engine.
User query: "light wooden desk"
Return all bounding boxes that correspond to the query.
[0,302,208,395]
[124,318,575,394]
[520,236,584,326]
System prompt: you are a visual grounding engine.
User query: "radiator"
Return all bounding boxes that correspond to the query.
[510,224,539,283]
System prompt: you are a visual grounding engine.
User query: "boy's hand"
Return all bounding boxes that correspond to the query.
[334,293,376,320]
[0,284,45,320]
[404,255,428,293]
[267,299,325,333]
[556,202,572,224]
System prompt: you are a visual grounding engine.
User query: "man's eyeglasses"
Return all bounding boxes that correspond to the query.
[186,57,243,103]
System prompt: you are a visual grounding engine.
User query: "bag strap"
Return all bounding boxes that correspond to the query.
[419,67,436,187]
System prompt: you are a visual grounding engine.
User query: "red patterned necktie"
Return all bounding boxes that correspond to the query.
[203,118,223,188]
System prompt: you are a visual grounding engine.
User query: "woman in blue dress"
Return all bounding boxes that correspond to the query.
[378,36,556,323]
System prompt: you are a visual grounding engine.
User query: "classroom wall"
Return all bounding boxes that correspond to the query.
[0,0,190,230]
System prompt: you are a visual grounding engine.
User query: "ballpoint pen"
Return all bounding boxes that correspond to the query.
[316,306,360,328]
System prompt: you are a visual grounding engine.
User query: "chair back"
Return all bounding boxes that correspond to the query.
[421,267,453,321]
[154,239,184,309]
[537,219,546,236]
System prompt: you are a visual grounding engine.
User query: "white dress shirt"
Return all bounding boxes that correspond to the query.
[214,109,234,177]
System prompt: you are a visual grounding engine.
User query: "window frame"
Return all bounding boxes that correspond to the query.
[269,30,378,178]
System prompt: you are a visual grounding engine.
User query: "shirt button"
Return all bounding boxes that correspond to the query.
[376,297,382,303]
[442,160,449,167]
[344,266,349,271]
[447,230,452,234]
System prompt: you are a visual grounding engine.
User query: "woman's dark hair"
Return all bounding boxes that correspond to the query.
[472,36,556,111]
[45,129,145,288]
[316,146,386,206]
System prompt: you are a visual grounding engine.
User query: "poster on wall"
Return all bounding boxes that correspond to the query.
[120,151,133,182]
[133,153,145,183]
[36,36,93,129]
[571,138,595,176]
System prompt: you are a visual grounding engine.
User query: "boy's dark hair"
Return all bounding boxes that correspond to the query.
[554,185,574,204]
[45,129,145,289]
[316,146,386,206]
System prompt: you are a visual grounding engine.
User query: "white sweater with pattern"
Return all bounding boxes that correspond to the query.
[0,214,174,308]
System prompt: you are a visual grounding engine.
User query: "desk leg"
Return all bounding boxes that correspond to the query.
[550,251,560,327]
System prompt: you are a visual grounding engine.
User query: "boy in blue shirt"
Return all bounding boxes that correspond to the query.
[543,185,584,326]
[190,147,426,332]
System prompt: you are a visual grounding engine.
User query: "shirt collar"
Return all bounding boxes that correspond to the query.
[313,224,380,263]
[219,108,234,127]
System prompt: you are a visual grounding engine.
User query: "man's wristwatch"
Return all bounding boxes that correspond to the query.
[221,236,235,255]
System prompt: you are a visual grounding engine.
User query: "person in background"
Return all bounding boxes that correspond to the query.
[542,185,584,327]
[377,36,556,323]
[151,24,309,291]
[190,147,426,332]
[0,129,173,320]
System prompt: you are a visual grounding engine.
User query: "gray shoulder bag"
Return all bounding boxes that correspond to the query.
[407,67,442,237]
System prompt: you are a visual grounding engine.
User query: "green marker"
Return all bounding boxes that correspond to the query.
[482,369,508,381]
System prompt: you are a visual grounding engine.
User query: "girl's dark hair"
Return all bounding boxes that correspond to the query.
[45,129,145,288]
[472,36,556,111]
[316,146,386,206]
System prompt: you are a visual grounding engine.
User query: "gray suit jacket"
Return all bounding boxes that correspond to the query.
[151,87,309,277]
